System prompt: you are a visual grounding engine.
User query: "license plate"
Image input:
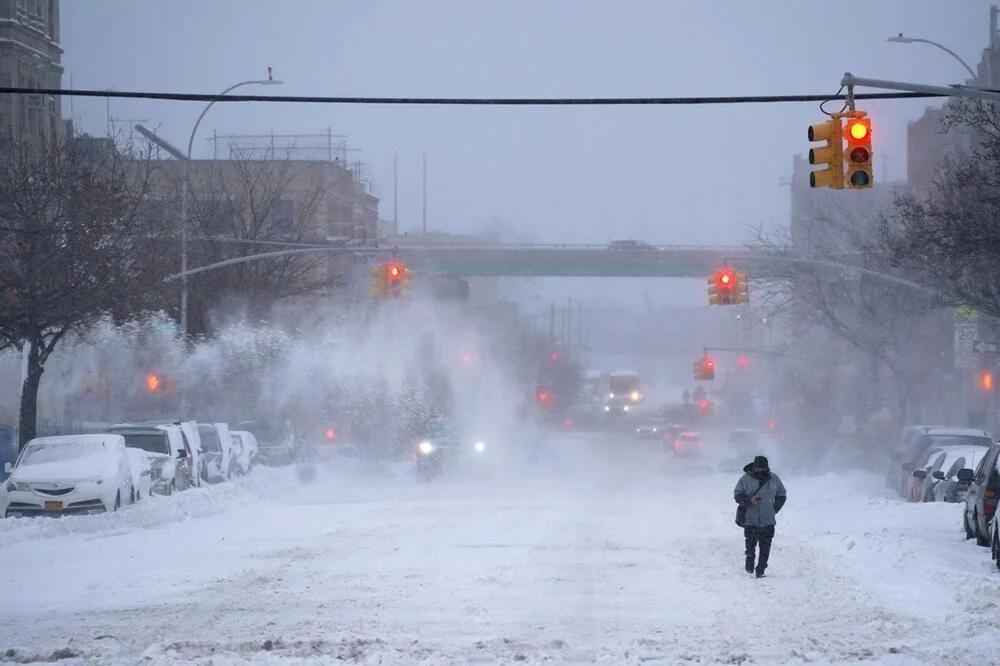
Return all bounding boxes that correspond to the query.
[44,501,63,511]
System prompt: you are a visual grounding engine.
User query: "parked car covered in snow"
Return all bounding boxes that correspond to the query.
[229,430,258,476]
[197,422,234,483]
[890,426,991,497]
[2,434,135,517]
[238,419,299,466]
[926,445,989,503]
[962,442,1000,546]
[104,423,193,494]
[124,448,152,502]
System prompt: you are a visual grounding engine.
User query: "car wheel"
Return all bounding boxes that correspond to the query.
[976,512,991,547]
[964,512,975,540]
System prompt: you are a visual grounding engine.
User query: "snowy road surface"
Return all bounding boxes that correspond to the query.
[2,433,1000,664]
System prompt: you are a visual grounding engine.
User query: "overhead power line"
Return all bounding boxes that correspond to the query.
[0,86,942,106]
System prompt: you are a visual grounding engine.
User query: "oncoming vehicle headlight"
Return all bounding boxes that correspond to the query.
[608,392,615,399]
[603,405,611,412]
[623,405,630,412]
[418,441,435,455]
[630,390,641,402]
[5,480,29,492]
[473,441,486,453]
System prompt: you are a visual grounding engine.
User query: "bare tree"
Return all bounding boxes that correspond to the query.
[0,134,156,447]
[879,100,1000,319]
[752,194,939,428]
[167,149,336,335]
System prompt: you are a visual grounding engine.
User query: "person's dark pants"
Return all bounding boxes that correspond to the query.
[744,525,775,574]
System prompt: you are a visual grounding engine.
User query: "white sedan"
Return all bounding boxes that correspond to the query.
[3,434,134,517]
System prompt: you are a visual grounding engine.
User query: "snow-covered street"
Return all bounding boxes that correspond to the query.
[2,433,999,664]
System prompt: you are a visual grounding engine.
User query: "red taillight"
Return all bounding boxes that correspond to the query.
[325,427,336,442]
[673,439,681,450]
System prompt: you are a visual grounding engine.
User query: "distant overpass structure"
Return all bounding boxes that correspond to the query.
[383,242,756,278]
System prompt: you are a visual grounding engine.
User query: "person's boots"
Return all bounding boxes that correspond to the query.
[745,555,754,574]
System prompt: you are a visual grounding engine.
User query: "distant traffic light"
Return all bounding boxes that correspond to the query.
[145,373,162,393]
[324,427,336,442]
[143,372,175,394]
[844,114,873,189]
[708,266,747,305]
[980,370,994,392]
[550,351,560,363]
[693,355,716,381]
[738,356,749,369]
[807,115,845,190]
[536,389,552,405]
[370,261,413,299]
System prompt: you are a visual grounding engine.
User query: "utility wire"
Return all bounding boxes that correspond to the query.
[0,86,943,106]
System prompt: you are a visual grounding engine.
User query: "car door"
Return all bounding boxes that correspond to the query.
[970,445,1000,527]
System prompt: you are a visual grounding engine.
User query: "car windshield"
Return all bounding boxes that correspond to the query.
[928,435,991,449]
[199,428,222,453]
[241,422,283,442]
[609,376,638,393]
[117,432,169,455]
[20,441,102,465]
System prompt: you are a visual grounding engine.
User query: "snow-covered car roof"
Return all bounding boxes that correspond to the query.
[930,444,989,465]
[919,427,991,438]
[27,433,121,447]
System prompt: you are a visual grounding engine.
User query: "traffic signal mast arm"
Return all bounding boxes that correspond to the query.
[841,73,1000,104]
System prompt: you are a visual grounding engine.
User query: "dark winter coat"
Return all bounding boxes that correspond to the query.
[734,463,787,528]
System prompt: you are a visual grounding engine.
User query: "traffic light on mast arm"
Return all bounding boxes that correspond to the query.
[807,115,845,190]
[693,355,715,381]
[708,266,747,305]
[370,261,413,299]
[844,113,873,189]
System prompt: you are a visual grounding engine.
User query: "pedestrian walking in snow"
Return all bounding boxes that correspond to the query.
[734,455,787,578]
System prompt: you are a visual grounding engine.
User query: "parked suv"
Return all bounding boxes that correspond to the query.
[104,423,194,494]
[197,423,233,484]
[961,442,1000,546]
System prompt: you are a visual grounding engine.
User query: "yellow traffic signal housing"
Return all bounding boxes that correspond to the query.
[808,116,844,190]
[736,272,749,304]
[844,113,873,189]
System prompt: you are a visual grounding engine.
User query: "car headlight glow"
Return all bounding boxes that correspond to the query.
[418,440,435,455]
[474,441,486,453]
[608,392,615,399]
[630,390,641,402]
[623,405,630,412]
[603,405,611,412]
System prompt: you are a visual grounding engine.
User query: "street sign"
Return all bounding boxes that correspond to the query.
[954,318,978,369]
[972,340,1000,355]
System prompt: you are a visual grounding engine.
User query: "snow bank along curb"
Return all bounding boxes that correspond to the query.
[0,465,304,547]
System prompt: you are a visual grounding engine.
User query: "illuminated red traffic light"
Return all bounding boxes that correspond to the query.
[550,351,560,363]
[704,356,715,370]
[846,119,869,141]
[145,373,162,393]
[697,398,711,411]
[981,370,994,392]
[738,356,749,368]
[537,390,551,404]
[386,262,405,284]
[325,427,336,442]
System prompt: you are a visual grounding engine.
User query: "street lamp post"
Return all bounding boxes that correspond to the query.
[887,33,977,81]
[179,78,282,340]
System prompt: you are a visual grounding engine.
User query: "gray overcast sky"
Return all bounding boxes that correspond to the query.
[60,1,991,245]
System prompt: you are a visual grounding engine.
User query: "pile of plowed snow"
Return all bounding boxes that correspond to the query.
[0,464,308,546]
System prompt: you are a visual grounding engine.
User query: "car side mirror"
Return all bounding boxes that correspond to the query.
[177,449,188,459]
[912,469,927,479]
[957,468,975,483]
[932,471,945,480]
[3,462,12,474]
